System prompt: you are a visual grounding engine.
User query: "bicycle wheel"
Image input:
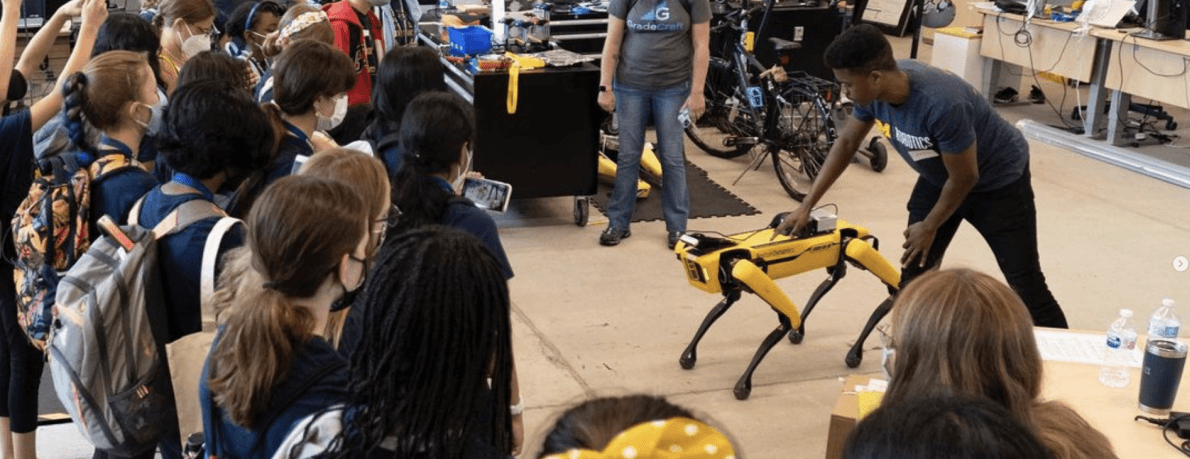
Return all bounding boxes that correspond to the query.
[685,57,760,159]
[772,93,833,201]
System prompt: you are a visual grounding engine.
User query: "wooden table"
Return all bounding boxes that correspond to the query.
[1042,358,1190,458]
[1091,28,1190,145]
[975,8,1110,137]
[829,329,1190,458]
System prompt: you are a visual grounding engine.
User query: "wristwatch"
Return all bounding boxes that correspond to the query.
[599,84,609,93]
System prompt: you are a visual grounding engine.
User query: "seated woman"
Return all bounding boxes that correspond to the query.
[361,46,445,179]
[201,175,369,459]
[844,394,1052,459]
[882,268,1114,459]
[61,51,160,235]
[274,226,517,459]
[538,395,738,459]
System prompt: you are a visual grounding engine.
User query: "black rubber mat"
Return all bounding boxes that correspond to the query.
[590,160,760,223]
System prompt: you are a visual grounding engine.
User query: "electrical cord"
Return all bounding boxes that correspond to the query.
[1136,413,1190,456]
[688,203,839,242]
[991,12,1088,131]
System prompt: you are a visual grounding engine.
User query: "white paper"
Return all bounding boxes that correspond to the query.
[1034,329,1143,368]
[1078,0,1137,28]
[865,0,910,26]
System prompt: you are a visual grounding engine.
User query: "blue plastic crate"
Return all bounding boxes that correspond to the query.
[449,26,493,56]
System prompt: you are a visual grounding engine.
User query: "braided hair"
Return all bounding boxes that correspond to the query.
[316,226,513,458]
[390,92,475,233]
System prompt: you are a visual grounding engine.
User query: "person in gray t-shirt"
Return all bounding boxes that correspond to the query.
[775,25,1067,329]
[597,0,711,249]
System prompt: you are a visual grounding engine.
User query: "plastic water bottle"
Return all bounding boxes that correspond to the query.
[1147,298,1181,343]
[1099,309,1138,388]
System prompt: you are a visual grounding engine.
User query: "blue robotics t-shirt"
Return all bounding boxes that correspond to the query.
[854,60,1028,192]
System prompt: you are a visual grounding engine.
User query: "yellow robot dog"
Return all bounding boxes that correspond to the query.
[674,210,900,400]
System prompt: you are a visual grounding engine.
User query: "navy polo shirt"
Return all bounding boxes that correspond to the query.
[431,177,514,280]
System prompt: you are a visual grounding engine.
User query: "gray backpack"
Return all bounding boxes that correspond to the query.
[47,199,235,456]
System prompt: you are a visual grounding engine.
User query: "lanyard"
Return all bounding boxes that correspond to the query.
[98,137,134,158]
[282,121,314,151]
[171,172,215,202]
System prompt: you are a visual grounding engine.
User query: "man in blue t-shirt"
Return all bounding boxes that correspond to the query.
[775,24,1067,328]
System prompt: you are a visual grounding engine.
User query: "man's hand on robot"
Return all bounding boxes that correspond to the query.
[770,206,813,241]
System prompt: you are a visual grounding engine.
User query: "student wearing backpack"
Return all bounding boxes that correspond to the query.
[60,51,161,239]
[360,46,445,180]
[136,80,273,344]
[34,13,167,172]
[0,1,107,458]
[201,176,368,458]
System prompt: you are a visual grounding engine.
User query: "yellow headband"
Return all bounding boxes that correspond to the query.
[543,417,736,459]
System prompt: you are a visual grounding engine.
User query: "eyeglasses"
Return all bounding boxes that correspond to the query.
[876,324,894,350]
[372,204,402,248]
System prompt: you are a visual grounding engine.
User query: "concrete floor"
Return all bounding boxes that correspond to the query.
[506,40,1190,459]
[38,36,1190,458]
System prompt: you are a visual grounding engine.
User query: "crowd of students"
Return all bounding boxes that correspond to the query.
[0,0,1119,458]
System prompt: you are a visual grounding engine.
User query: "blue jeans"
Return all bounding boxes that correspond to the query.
[609,80,691,233]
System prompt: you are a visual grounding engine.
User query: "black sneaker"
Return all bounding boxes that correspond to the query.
[993,87,1019,104]
[1029,85,1046,104]
[600,227,631,246]
[667,231,684,250]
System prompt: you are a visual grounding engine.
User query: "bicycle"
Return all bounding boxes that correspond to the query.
[684,0,847,201]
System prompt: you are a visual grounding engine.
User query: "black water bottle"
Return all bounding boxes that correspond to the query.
[184,432,205,459]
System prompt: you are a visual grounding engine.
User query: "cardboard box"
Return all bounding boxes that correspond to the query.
[825,375,886,459]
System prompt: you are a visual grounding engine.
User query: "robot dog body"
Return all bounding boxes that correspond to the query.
[674,217,900,399]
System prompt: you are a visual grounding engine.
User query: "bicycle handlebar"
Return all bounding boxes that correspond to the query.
[710,3,768,33]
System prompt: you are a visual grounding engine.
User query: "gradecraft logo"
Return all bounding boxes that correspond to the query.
[641,1,671,20]
[627,1,684,31]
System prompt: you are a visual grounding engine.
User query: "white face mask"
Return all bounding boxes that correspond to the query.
[316,94,348,131]
[179,23,212,58]
[452,147,473,190]
[136,97,166,134]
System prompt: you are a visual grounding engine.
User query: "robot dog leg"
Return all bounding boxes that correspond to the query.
[789,256,849,345]
[679,289,742,370]
[728,259,804,400]
[841,237,902,368]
